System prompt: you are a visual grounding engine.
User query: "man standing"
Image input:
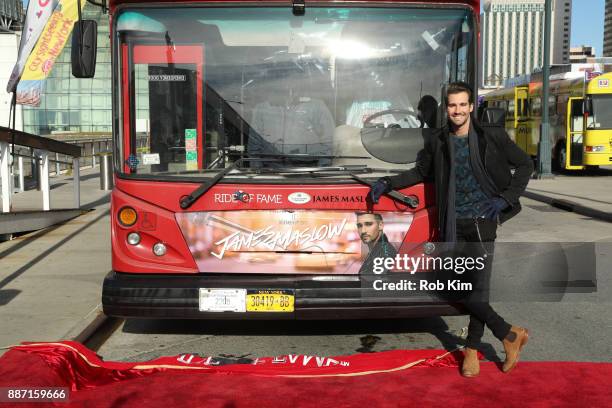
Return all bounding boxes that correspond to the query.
[355,212,397,274]
[369,82,533,377]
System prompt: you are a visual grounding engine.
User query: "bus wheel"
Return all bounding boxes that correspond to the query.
[553,144,566,172]
[585,165,599,173]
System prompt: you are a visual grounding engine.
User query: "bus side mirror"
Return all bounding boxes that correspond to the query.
[479,107,506,127]
[71,20,98,78]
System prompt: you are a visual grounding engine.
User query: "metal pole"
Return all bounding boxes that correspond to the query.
[0,141,11,212]
[73,157,80,209]
[18,155,24,192]
[100,153,113,190]
[55,152,60,176]
[31,147,38,189]
[537,0,553,178]
[40,152,50,211]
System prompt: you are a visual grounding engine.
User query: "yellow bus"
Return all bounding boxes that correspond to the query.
[581,72,612,168]
[482,71,612,170]
[480,85,530,153]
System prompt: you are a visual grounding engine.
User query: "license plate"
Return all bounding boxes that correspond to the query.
[199,288,246,312]
[246,290,294,312]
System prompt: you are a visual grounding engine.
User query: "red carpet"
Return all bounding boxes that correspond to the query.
[0,341,610,407]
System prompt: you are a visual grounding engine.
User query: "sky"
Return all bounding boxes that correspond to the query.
[569,0,604,54]
[22,0,606,56]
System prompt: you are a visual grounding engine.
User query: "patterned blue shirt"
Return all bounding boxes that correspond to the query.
[452,135,490,219]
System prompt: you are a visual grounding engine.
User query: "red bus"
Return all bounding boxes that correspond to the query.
[93,0,480,318]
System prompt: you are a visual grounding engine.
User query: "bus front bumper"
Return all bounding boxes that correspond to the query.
[583,152,612,166]
[102,271,466,319]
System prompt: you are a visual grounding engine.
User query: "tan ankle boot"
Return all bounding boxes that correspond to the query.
[461,347,480,377]
[502,326,529,373]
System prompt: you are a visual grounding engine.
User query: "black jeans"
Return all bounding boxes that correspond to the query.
[456,218,512,349]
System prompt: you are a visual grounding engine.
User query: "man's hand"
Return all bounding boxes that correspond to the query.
[370,177,391,204]
[480,197,509,220]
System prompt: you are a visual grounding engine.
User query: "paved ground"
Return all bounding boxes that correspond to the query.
[0,168,110,354]
[525,166,612,214]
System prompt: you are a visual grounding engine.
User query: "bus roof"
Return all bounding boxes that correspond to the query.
[527,73,585,98]
[484,72,591,100]
[483,86,527,101]
[482,70,612,102]
[527,72,612,97]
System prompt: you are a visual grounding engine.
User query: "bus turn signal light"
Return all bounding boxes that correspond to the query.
[118,207,138,226]
[585,145,605,152]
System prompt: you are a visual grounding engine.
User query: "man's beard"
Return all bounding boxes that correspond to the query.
[364,232,382,248]
[451,115,468,128]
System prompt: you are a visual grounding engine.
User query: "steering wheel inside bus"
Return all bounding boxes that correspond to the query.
[363,109,421,128]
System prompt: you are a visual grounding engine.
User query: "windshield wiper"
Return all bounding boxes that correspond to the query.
[179,158,277,209]
[239,164,419,208]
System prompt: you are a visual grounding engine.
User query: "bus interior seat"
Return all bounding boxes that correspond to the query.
[245,60,336,166]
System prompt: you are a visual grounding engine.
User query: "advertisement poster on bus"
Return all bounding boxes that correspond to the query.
[176,210,414,274]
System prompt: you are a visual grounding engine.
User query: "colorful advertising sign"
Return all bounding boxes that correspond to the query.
[15,0,80,106]
[6,0,60,93]
[176,210,413,274]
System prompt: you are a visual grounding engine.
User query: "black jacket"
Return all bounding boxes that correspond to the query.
[359,233,397,274]
[387,121,533,231]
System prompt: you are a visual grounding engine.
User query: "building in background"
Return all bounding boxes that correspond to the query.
[551,0,572,63]
[480,0,572,88]
[22,6,111,136]
[0,0,25,130]
[604,0,612,56]
[0,0,23,32]
[569,45,595,64]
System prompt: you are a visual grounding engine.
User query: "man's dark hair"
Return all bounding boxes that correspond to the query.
[446,81,474,104]
[417,95,438,128]
[355,212,383,222]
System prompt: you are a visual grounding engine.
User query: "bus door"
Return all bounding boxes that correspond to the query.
[122,44,204,173]
[515,87,529,153]
[566,97,585,169]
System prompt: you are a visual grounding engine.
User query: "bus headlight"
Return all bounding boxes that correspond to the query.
[153,242,167,256]
[585,145,605,152]
[127,232,141,245]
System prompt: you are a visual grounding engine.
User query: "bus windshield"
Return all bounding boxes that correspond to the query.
[587,95,612,130]
[116,6,474,176]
